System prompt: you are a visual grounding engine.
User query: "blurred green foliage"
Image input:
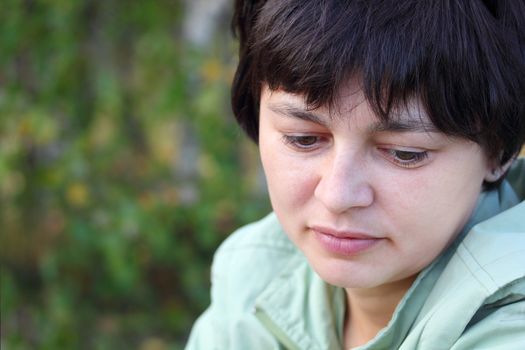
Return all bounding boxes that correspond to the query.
[0,1,270,349]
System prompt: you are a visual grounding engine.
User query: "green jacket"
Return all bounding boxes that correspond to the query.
[186,159,525,349]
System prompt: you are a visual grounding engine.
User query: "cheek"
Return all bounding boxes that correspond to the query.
[259,130,320,205]
[382,162,484,255]
[261,150,318,209]
[260,151,318,244]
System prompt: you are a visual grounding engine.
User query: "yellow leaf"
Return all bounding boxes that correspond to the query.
[139,337,167,350]
[201,58,222,83]
[66,182,89,207]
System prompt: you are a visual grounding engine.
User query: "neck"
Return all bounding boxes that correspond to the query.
[344,275,416,349]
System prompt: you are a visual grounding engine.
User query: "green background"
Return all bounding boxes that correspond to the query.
[0,1,270,348]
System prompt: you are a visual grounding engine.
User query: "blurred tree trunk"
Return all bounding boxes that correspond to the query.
[183,0,230,48]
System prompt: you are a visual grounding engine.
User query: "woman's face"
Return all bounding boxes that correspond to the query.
[258,85,493,289]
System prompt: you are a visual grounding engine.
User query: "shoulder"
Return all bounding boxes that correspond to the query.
[186,213,299,349]
[212,212,298,280]
[215,212,296,258]
[210,212,300,312]
[451,298,525,349]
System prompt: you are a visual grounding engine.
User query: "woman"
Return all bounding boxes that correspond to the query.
[187,0,525,349]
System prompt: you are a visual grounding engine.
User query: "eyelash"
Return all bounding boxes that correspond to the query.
[381,149,429,168]
[282,135,429,168]
[282,135,324,150]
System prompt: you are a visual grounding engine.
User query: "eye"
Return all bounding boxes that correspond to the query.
[381,148,429,168]
[282,135,323,150]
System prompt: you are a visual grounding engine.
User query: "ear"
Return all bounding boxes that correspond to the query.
[484,156,515,182]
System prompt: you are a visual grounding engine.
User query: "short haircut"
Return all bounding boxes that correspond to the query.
[231,0,525,173]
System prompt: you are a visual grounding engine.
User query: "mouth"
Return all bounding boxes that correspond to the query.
[311,226,383,255]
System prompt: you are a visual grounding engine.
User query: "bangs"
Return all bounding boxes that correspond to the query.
[242,0,525,162]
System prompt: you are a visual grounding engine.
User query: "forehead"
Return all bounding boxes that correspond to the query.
[262,84,437,133]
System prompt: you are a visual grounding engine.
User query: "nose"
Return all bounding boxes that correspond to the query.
[314,152,374,214]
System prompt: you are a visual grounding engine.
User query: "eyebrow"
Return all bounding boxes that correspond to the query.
[268,103,328,126]
[369,119,439,133]
[268,102,439,133]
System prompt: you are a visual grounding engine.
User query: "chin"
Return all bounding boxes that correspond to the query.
[307,254,382,289]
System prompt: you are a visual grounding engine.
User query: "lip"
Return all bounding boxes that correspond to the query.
[311,226,382,255]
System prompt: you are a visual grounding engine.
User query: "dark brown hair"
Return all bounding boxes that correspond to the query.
[231,0,525,174]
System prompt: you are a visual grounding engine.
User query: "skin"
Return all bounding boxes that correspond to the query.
[257,84,496,347]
